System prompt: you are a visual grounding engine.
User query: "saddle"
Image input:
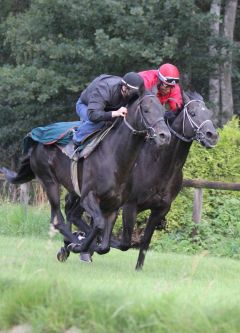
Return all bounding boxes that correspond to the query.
[59,121,115,161]
[58,122,116,197]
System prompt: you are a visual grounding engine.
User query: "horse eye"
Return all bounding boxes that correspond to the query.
[190,111,195,116]
[144,109,149,113]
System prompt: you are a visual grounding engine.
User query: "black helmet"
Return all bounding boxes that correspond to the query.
[121,72,144,94]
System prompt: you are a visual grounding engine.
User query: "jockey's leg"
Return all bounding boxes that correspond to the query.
[74,98,105,143]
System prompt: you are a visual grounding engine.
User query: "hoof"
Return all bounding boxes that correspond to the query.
[57,247,70,262]
[110,238,121,249]
[119,243,131,251]
[80,252,92,263]
[67,233,86,253]
[96,246,110,255]
[73,231,86,241]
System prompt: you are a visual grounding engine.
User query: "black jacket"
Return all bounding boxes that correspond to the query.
[80,74,127,122]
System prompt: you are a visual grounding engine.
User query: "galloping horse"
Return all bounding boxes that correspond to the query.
[1,92,171,256]
[118,91,219,270]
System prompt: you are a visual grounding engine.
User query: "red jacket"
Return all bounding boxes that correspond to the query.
[139,70,183,112]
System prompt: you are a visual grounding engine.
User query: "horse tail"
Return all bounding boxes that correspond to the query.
[0,153,35,184]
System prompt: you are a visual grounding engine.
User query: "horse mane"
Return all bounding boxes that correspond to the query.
[127,89,152,106]
[184,90,204,103]
[113,90,153,130]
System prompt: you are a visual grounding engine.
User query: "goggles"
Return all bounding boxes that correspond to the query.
[121,79,139,91]
[165,78,179,84]
[158,70,179,86]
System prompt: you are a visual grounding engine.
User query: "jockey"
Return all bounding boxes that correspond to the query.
[139,63,183,122]
[73,72,145,143]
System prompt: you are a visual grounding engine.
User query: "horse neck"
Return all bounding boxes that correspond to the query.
[165,113,193,169]
[158,135,192,179]
[106,120,144,176]
[170,136,192,168]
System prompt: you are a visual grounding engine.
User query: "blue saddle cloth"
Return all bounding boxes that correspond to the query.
[23,121,81,154]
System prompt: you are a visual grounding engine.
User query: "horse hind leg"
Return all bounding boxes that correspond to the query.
[38,180,80,256]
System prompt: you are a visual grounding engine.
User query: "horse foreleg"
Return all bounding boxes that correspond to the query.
[65,192,93,234]
[68,191,104,253]
[97,211,118,254]
[119,202,137,251]
[135,208,168,271]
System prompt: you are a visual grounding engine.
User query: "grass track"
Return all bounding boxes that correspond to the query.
[0,235,240,333]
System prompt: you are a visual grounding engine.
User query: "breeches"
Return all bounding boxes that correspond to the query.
[73,98,105,143]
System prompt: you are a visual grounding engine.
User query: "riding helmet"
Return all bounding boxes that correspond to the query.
[121,72,144,93]
[158,63,180,86]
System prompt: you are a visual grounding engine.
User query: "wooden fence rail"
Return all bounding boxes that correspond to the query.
[183,179,240,224]
[183,179,240,191]
[1,175,240,224]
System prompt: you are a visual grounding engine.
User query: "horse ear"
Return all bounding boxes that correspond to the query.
[184,90,204,101]
[193,91,204,101]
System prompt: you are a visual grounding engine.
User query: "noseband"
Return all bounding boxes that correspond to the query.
[167,100,212,143]
[123,94,164,139]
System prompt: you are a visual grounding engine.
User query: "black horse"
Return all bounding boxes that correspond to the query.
[117,91,219,270]
[0,92,171,256]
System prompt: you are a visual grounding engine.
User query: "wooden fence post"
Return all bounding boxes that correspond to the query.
[20,183,30,206]
[192,188,203,224]
[191,188,203,237]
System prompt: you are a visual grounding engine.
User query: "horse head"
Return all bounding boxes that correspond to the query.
[169,91,219,148]
[124,91,171,146]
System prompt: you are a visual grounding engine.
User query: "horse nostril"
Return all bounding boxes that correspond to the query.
[206,130,219,143]
[159,131,171,144]
[206,131,213,138]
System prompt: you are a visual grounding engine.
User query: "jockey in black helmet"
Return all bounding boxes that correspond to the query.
[73,72,145,143]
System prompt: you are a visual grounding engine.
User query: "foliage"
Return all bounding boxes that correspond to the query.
[184,117,240,181]
[0,0,239,165]
[150,118,240,258]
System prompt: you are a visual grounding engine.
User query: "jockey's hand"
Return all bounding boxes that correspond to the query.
[112,107,128,118]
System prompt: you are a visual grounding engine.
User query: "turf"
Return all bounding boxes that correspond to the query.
[0,235,240,333]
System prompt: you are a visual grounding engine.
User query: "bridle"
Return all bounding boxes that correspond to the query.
[167,100,212,143]
[123,94,164,139]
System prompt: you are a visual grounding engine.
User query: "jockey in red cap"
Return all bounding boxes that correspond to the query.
[139,63,183,120]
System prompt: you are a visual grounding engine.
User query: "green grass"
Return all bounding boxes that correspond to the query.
[0,201,50,238]
[0,235,240,333]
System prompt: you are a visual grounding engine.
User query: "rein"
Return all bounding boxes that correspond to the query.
[167,100,212,143]
[123,94,164,139]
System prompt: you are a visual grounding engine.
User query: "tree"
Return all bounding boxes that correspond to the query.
[221,0,238,125]
[209,0,221,125]
[209,0,238,126]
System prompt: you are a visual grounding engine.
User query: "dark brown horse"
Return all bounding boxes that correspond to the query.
[117,91,219,270]
[0,92,171,256]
